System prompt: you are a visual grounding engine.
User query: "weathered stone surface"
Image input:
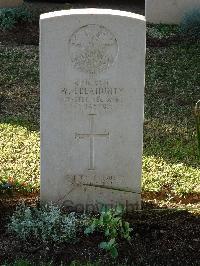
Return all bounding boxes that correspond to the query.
[0,0,23,8]
[146,0,200,24]
[40,9,145,211]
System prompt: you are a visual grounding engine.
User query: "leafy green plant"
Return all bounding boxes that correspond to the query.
[194,100,200,157]
[84,205,132,258]
[8,203,86,244]
[180,8,200,38]
[0,5,32,30]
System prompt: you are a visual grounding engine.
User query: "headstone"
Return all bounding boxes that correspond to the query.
[0,0,23,8]
[40,9,146,212]
[146,0,200,24]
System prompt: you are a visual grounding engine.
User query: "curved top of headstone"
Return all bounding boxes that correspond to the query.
[40,8,145,21]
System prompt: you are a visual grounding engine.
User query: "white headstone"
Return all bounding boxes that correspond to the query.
[146,0,200,24]
[40,9,145,212]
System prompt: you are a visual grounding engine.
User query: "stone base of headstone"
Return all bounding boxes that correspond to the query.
[41,187,141,213]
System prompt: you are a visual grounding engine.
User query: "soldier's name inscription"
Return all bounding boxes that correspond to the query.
[61,79,124,112]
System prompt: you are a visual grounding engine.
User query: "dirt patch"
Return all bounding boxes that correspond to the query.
[0,195,199,265]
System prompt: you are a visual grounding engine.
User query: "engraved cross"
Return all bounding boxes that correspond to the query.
[75,114,109,170]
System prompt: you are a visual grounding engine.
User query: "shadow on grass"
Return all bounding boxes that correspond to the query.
[0,116,39,132]
[143,118,199,167]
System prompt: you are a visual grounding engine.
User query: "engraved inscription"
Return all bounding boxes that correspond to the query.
[69,24,118,74]
[75,114,109,170]
[61,79,124,112]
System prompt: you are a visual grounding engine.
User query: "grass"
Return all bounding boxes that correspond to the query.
[195,100,200,157]
[143,43,200,197]
[0,120,39,193]
[147,24,180,39]
[2,260,101,266]
[0,40,199,199]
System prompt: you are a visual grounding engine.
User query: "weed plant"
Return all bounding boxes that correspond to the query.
[84,205,132,258]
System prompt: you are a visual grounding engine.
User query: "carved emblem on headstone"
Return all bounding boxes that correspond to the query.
[69,24,118,74]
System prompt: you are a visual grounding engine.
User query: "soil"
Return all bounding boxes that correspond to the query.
[0,195,200,265]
